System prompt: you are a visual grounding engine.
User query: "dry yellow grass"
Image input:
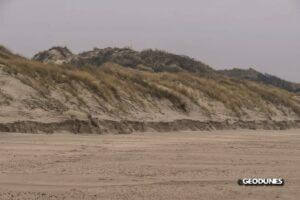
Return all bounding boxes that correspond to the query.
[1,51,300,117]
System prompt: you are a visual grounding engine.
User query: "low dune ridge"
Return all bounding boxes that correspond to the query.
[0,45,300,134]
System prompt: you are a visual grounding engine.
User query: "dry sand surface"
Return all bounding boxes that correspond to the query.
[0,130,299,200]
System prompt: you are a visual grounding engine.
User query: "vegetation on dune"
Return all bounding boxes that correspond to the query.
[34,46,300,94]
[1,46,300,118]
[219,68,300,93]
[33,46,215,75]
[0,45,14,60]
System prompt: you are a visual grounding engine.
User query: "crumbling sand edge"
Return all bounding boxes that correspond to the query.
[0,119,299,134]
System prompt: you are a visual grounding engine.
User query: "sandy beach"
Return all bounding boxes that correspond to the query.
[0,130,299,200]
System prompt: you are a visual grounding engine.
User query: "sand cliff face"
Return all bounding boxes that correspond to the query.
[0,45,300,133]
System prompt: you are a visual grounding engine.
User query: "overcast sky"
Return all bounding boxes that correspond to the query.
[0,0,299,82]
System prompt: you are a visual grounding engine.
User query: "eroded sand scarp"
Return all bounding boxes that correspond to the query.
[0,130,299,200]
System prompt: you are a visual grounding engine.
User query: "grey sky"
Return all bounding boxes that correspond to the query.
[0,0,299,82]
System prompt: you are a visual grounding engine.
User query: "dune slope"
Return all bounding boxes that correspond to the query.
[0,46,300,133]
